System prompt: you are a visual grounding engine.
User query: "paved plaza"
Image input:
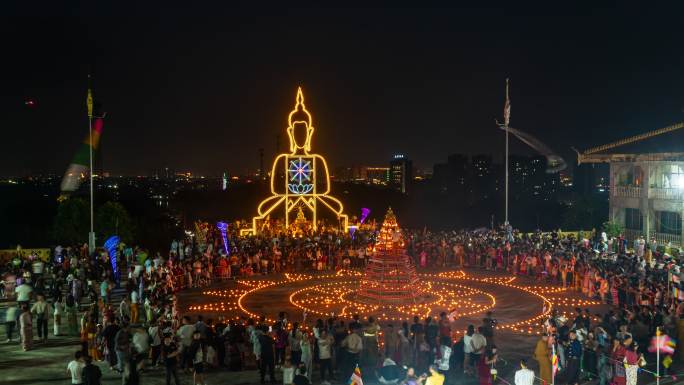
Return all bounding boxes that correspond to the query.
[0,269,681,385]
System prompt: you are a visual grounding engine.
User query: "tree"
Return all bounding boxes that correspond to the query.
[96,201,134,245]
[602,221,623,238]
[53,198,89,245]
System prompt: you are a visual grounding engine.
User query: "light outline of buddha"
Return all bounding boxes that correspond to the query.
[244,87,348,234]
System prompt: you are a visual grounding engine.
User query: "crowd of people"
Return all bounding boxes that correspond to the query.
[1,221,684,385]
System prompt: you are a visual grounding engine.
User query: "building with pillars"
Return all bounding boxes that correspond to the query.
[577,122,684,247]
[608,155,684,246]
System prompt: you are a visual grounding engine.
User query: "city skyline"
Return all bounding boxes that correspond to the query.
[3,4,684,176]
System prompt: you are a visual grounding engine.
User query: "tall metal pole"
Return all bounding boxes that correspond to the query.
[656,327,660,385]
[504,78,510,226]
[505,115,509,225]
[87,77,95,254]
[89,114,94,252]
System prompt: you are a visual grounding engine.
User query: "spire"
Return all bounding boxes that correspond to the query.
[296,86,304,105]
[288,86,313,128]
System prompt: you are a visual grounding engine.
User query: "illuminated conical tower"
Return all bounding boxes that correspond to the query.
[357,208,422,303]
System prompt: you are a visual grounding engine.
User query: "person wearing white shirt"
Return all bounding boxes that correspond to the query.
[15,282,33,304]
[514,359,535,385]
[463,325,474,374]
[66,351,85,384]
[148,321,163,366]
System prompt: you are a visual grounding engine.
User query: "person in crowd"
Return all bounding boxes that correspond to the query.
[293,366,310,385]
[378,357,401,385]
[282,357,295,385]
[65,293,79,336]
[100,318,120,370]
[19,304,32,351]
[300,331,313,381]
[177,315,195,371]
[534,333,552,385]
[66,350,85,385]
[81,355,102,385]
[289,322,303,366]
[162,334,181,385]
[259,325,277,384]
[514,359,534,385]
[420,364,445,385]
[148,319,163,367]
[189,330,207,385]
[4,303,18,343]
[31,293,51,342]
[316,329,334,384]
[114,322,131,373]
[341,324,363,380]
[400,367,420,385]
[564,330,582,385]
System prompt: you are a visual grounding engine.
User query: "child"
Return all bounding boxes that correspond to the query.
[282,357,294,385]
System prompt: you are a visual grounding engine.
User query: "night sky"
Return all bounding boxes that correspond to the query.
[2,3,684,176]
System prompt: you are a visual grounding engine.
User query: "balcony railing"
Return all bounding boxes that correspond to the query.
[654,232,682,247]
[622,229,643,243]
[613,185,642,198]
[648,187,684,200]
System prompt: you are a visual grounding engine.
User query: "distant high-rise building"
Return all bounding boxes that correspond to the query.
[390,154,413,194]
[447,154,469,193]
[471,155,492,177]
[365,167,390,184]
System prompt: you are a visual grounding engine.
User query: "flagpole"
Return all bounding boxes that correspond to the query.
[656,327,660,385]
[87,75,95,254]
[504,78,510,226]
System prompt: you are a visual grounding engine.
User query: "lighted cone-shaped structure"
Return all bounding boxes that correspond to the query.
[357,208,422,304]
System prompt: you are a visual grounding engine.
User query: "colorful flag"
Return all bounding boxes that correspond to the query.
[60,115,104,193]
[503,78,511,127]
[348,365,363,385]
[551,343,559,379]
[86,88,93,118]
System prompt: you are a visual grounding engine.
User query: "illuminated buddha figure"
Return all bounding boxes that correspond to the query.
[242,87,348,235]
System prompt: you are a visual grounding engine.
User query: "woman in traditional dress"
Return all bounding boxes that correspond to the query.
[362,317,380,371]
[611,337,627,385]
[53,295,63,336]
[623,337,641,385]
[65,293,78,336]
[477,347,497,385]
[599,276,609,303]
[86,314,102,361]
[19,304,32,351]
[300,332,313,381]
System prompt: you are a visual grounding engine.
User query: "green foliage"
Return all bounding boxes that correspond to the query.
[602,221,623,238]
[53,198,89,245]
[96,201,135,245]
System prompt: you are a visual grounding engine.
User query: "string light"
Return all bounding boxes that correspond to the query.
[185,269,607,338]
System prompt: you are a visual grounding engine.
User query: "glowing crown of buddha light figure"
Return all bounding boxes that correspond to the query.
[240,87,349,235]
[287,88,314,154]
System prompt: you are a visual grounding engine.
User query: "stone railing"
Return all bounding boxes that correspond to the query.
[654,232,682,247]
[622,229,643,243]
[648,187,684,200]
